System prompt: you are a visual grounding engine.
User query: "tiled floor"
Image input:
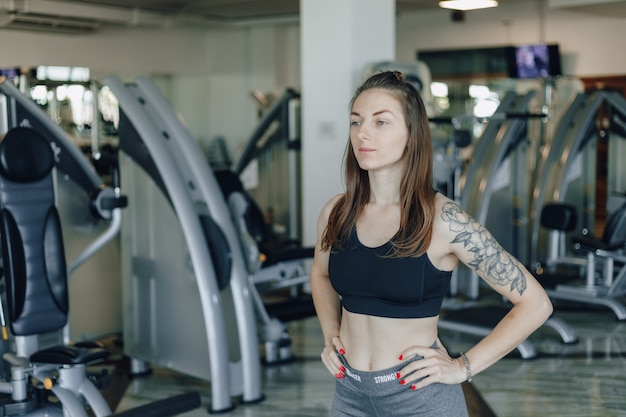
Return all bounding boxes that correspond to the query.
[442,305,626,417]
[111,295,626,417]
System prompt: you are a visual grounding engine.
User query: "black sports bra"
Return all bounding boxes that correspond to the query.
[328,228,452,319]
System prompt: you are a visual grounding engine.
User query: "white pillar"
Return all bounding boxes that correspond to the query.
[300,0,395,245]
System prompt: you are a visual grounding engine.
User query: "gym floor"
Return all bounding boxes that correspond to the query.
[104,294,626,417]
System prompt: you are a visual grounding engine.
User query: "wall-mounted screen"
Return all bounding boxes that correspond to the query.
[0,68,19,79]
[417,44,562,80]
[507,43,562,79]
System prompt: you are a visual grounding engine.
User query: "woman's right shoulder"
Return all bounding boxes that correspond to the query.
[317,193,344,223]
[325,193,344,210]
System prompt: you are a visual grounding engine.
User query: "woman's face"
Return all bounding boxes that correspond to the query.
[349,88,408,173]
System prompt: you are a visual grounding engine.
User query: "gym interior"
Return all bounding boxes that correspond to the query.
[0,1,624,416]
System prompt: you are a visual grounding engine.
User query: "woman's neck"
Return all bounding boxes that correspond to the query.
[367,169,402,205]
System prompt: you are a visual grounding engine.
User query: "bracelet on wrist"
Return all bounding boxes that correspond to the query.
[459,352,473,383]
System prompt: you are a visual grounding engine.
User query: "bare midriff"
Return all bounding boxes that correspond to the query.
[339,308,439,371]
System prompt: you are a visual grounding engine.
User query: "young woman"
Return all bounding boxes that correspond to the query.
[310,71,553,416]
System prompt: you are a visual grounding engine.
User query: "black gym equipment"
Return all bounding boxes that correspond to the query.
[0,77,201,417]
[530,90,626,320]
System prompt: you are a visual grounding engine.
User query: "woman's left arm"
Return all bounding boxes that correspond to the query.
[402,199,553,389]
[440,200,553,376]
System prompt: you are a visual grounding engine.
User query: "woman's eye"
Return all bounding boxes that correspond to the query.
[376,120,387,126]
[350,120,361,127]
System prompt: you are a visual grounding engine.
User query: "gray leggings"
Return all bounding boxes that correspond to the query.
[330,354,468,417]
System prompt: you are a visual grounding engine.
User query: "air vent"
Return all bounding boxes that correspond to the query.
[0,12,100,33]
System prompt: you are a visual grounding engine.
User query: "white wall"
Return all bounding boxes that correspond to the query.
[395,3,626,78]
[0,26,209,78]
[300,0,395,246]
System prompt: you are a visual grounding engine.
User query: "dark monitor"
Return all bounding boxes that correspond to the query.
[507,43,561,79]
[0,68,19,79]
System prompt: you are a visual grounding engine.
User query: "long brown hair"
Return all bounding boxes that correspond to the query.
[321,71,436,257]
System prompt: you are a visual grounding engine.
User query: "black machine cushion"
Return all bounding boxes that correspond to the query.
[572,203,626,252]
[213,170,272,246]
[600,203,626,247]
[263,246,314,266]
[198,213,232,291]
[30,343,110,365]
[0,127,69,336]
[213,169,314,264]
[540,203,578,232]
[0,127,54,182]
[572,234,624,252]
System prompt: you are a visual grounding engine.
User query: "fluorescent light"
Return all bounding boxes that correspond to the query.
[431,82,449,98]
[439,0,498,11]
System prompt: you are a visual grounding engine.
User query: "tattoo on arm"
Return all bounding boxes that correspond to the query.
[441,202,527,295]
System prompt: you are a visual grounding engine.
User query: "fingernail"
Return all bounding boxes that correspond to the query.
[411,385,416,390]
[400,379,405,385]
[335,373,342,379]
[395,372,401,379]
[339,348,345,355]
[398,354,403,360]
[340,366,346,372]
[339,373,345,378]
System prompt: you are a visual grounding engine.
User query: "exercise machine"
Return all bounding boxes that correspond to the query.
[229,85,316,363]
[214,169,315,364]
[0,79,201,417]
[236,88,303,245]
[530,90,626,264]
[530,90,626,320]
[107,76,315,374]
[437,90,578,358]
[455,90,537,296]
[103,75,265,413]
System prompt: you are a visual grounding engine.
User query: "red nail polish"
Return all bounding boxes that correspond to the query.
[339,373,345,378]
[400,379,405,385]
[340,366,346,372]
[395,372,401,379]
[411,385,416,390]
[335,373,342,378]
[339,348,345,355]
[398,354,403,360]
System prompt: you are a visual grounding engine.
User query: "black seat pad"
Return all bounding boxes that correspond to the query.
[572,234,625,252]
[30,344,110,365]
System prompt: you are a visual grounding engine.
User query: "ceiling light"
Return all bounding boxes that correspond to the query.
[439,1,499,11]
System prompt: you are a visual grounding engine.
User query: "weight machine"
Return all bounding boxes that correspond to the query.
[0,77,201,417]
[530,90,626,320]
[438,90,578,359]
